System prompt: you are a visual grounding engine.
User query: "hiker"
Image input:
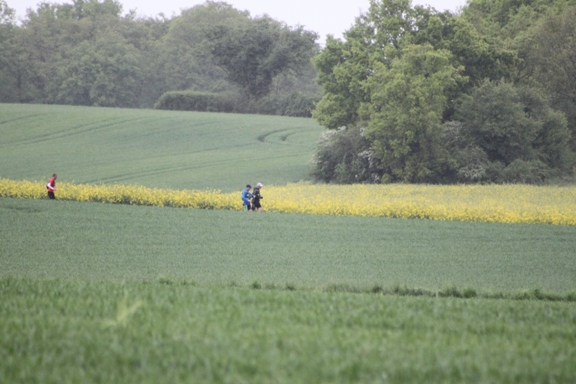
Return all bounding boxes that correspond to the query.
[241,184,253,211]
[251,182,263,212]
[46,173,57,200]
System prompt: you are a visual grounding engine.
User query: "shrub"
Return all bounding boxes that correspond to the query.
[250,93,319,117]
[501,159,552,184]
[155,91,234,113]
[155,90,318,117]
[311,127,382,184]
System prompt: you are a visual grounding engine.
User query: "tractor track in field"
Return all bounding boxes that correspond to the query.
[0,116,151,148]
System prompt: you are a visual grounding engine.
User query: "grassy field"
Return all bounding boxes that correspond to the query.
[1,197,575,383]
[2,277,575,384]
[0,103,324,192]
[2,103,576,382]
[2,198,575,293]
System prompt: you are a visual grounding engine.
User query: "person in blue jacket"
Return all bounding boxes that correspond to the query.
[241,184,253,211]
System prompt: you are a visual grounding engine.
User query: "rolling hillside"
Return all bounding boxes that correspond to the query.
[0,104,325,192]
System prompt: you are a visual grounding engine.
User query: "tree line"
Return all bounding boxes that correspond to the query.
[0,0,320,114]
[311,0,576,184]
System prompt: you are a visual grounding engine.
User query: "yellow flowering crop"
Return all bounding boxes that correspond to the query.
[256,183,576,226]
[1,178,575,226]
[0,178,237,210]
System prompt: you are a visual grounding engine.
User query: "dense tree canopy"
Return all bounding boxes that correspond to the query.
[450,81,572,182]
[0,0,17,101]
[311,0,575,184]
[205,13,318,100]
[0,0,320,109]
[528,7,576,149]
[366,44,462,183]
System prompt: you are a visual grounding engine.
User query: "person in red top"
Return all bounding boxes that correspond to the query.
[46,173,57,199]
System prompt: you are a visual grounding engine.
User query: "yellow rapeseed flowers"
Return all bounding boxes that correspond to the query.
[256,183,576,226]
[1,178,575,226]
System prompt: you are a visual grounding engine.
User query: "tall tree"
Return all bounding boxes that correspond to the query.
[366,44,462,182]
[453,80,572,182]
[159,1,245,94]
[15,2,72,102]
[312,0,416,129]
[311,0,510,183]
[0,0,17,101]
[204,6,318,100]
[311,33,372,129]
[529,7,576,149]
[13,0,126,103]
[56,31,142,107]
[312,0,507,130]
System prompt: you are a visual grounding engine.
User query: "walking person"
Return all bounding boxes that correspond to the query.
[251,182,264,212]
[46,173,57,200]
[241,184,253,211]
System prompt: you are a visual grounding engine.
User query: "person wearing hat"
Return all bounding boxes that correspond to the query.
[241,184,253,211]
[251,182,264,212]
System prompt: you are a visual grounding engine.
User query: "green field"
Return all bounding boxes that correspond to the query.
[2,277,575,384]
[2,198,576,382]
[0,104,324,191]
[1,104,576,383]
[2,198,575,293]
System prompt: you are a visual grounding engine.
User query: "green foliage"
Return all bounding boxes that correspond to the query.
[457,81,539,165]
[527,6,576,149]
[0,0,13,23]
[205,13,318,100]
[311,127,382,183]
[462,0,576,146]
[311,35,372,129]
[312,90,360,129]
[155,89,319,117]
[310,0,526,183]
[56,32,143,107]
[0,0,319,108]
[155,90,235,112]
[311,0,575,184]
[501,159,552,184]
[64,0,124,20]
[452,80,573,182]
[5,0,160,106]
[410,9,513,91]
[0,1,16,102]
[462,0,576,35]
[366,45,461,182]
[312,0,508,130]
[249,92,319,117]
[159,1,247,96]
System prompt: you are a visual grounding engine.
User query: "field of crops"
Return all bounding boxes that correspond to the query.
[3,197,576,292]
[2,197,576,383]
[0,103,324,192]
[2,103,576,383]
[2,277,575,384]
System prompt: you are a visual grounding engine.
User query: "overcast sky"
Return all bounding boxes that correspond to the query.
[9,0,466,43]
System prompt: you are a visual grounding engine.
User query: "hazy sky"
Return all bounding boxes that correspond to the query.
[10,0,466,42]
